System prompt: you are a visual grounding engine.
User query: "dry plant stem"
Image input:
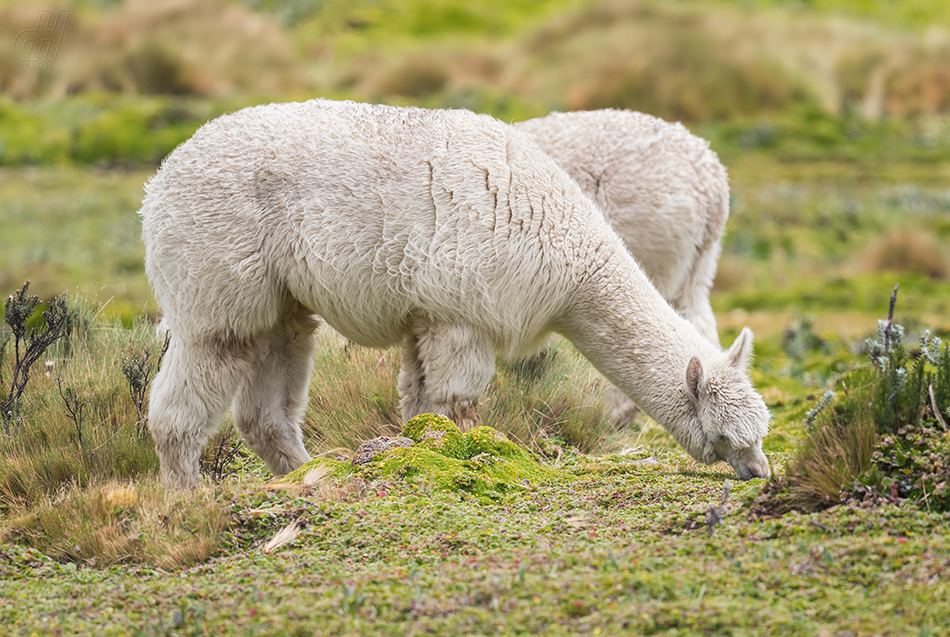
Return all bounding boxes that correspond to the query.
[705,480,732,536]
[929,382,948,431]
[123,332,170,439]
[56,370,90,451]
[882,283,899,354]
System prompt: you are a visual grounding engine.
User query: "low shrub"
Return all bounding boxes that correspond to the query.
[756,288,950,514]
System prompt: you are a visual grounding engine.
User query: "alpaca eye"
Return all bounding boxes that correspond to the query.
[716,434,728,443]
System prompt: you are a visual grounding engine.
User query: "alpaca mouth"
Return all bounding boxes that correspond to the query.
[733,458,770,481]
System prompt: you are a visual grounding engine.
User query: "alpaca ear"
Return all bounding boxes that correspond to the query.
[726,327,754,371]
[686,357,704,401]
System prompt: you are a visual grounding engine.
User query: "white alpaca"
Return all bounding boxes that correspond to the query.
[140,99,770,488]
[514,110,728,345]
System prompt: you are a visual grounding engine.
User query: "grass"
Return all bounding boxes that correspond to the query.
[5,477,225,569]
[1,459,948,634]
[303,330,617,456]
[0,166,154,320]
[3,0,950,153]
[0,300,161,510]
[0,279,945,634]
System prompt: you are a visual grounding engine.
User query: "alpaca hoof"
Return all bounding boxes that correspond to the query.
[447,403,481,431]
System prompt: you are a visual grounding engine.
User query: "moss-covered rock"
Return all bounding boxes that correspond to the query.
[414,419,468,459]
[463,426,525,460]
[372,441,566,502]
[352,436,415,466]
[402,413,456,443]
[282,457,355,482]
[282,413,571,502]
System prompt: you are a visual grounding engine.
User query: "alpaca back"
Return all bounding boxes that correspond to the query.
[514,110,729,306]
[140,99,617,354]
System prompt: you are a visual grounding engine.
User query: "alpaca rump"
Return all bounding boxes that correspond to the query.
[514,109,729,345]
[140,99,770,487]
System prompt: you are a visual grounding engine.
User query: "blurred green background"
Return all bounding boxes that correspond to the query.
[1,0,950,340]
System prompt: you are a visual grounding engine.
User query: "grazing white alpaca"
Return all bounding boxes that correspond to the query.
[140,99,770,488]
[514,109,728,345]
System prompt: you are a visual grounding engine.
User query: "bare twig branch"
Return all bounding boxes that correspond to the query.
[705,480,732,536]
[56,368,90,451]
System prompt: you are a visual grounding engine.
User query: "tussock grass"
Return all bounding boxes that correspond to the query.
[303,330,403,451]
[860,228,949,280]
[484,343,618,453]
[4,0,950,127]
[759,306,950,515]
[772,377,877,512]
[5,476,226,568]
[518,0,813,122]
[0,0,299,99]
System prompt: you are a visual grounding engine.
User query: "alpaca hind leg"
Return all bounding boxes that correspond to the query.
[149,335,257,488]
[232,304,319,477]
[673,241,721,346]
[406,322,495,431]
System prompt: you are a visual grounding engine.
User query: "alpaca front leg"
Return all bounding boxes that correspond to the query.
[445,400,482,431]
[403,322,495,431]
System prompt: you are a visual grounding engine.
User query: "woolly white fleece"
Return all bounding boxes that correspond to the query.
[140,99,769,487]
[514,109,728,344]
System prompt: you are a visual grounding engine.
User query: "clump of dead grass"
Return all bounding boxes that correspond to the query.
[769,382,878,513]
[860,229,949,279]
[4,476,226,569]
[0,0,301,99]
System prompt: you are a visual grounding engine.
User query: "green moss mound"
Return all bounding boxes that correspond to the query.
[283,457,356,482]
[285,414,570,502]
[404,413,469,458]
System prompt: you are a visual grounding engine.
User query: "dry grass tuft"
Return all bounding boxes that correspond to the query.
[261,520,301,555]
[0,0,301,99]
[774,386,877,513]
[860,229,949,280]
[6,0,950,122]
[3,476,227,569]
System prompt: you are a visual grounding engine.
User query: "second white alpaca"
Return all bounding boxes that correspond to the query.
[515,109,728,344]
[140,99,770,488]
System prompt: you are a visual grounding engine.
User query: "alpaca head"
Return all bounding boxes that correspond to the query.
[685,327,771,480]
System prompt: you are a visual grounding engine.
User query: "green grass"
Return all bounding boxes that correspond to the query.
[0,280,945,634]
[0,166,154,320]
[1,458,948,634]
[718,0,950,30]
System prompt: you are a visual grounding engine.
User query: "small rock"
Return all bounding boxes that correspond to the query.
[352,436,414,466]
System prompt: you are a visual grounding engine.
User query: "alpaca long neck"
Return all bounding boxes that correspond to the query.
[559,252,719,437]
